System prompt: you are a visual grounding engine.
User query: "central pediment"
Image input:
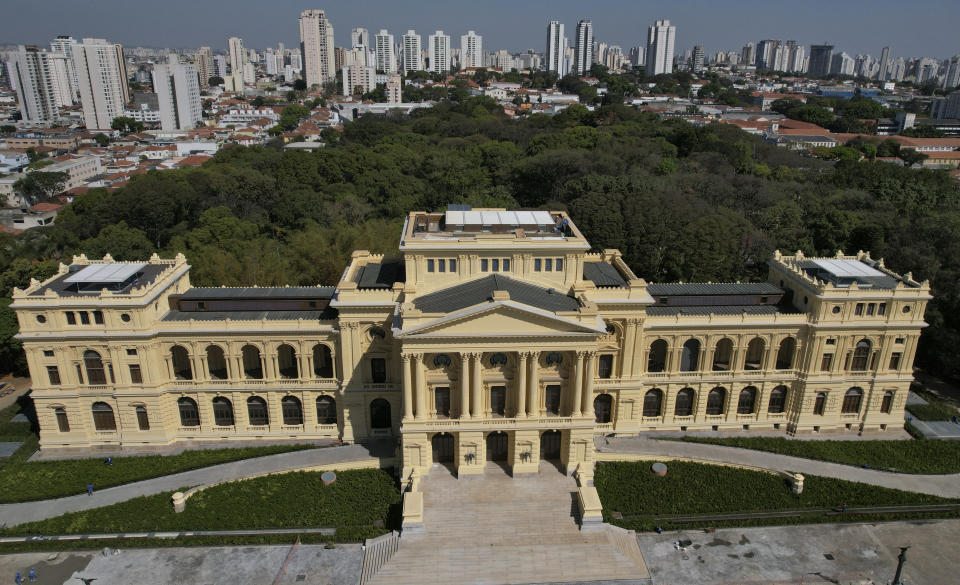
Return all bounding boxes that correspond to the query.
[396,301,606,338]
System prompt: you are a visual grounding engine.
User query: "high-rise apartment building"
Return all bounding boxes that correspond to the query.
[755,39,779,69]
[49,36,80,97]
[889,57,906,82]
[375,30,396,74]
[808,44,833,77]
[193,47,214,89]
[73,38,129,130]
[152,57,202,131]
[428,31,450,73]
[645,19,675,76]
[460,31,483,70]
[629,46,645,68]
[351,28,369,50]
[9,45,73,124]
[342,64,376,95]
[573,20,593,76]
[402,30,423,73]
[878,46,890,81]
[691,45,705,73]
[546,21,565,75]
[213,55,227,79]
[831,51,855,76]
[386,73,402,103]
[741,43,755,67]
[299,9,336,88]
[943,56,960,90]
[228,37,245,74]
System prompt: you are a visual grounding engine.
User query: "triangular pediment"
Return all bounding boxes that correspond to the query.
[397,301,604,338]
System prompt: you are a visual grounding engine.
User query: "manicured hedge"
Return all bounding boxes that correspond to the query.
[0,444,315,503]
[677,436,960,474]
[595,460,955,531]
[906,402,957,421]
[1,468,400,537]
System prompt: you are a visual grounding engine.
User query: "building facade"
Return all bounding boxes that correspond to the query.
[375,30,397,74]
[428,31,450,74]
[299,9,335,88]
[546,21,565,76]
[645,19,676,76]
[9,46,74,124]
[152,58,202,131]
[573,21,593,76]
[72,38,130,130]
[460,31,483,70]
[13,210,930,479]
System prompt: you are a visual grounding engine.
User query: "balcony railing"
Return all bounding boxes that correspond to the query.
[403,416,579,431]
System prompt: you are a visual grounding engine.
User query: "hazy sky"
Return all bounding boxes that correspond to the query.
[2,0,958,58]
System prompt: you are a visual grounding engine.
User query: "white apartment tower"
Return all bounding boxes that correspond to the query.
[428,31,451,73]
[49,36,80,97]
[228,37,245,74]
[573,20,593,76]
[546,21,565,75]
[402,31,423,73]
[193,47,214,89]
[375,30,396,74]
[73,38,130,130]
[342,64,376,95]
[460,31,483,69]
[152,57,202,131]
[351,28,369,50]
[645,19,676,75]
[9,46,73,124]
[299,9,336,88]
[878,46,891,81]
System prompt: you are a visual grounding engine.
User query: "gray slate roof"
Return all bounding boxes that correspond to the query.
[357,260,405,289]
[180,286,336,299]
[162,309,337,321]
[413,274,580,314]
[646,282,782,296]
[583,262,627,288]
[646,305,788,317]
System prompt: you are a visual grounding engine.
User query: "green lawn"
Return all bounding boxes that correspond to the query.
[676,436,960,474]
[1,468,401,541]
[596,460,957,532]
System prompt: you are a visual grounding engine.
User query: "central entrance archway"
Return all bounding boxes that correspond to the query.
[486,431,508,461]
[432,432,455,464]
[540,430,562,460]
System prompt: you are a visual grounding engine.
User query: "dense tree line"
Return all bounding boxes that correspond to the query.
[1,97,959,378]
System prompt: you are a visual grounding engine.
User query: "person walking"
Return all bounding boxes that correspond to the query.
[27,569,35,582]
[15,571,22,584]
[87,483,94,496]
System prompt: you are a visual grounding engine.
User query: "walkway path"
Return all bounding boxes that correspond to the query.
[598,437,960,498]
[0,444,379,528]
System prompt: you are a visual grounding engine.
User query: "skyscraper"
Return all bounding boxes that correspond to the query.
[401,30,422,73]
[428,31,451,73]
[375,30,396,74]
[808,44,833,77]
[460,31,483,70]
[645,19,676,76]
[831,52,854,76]
[9,45,73,124]
[228,37,245,75]
[691,45,705,73]
[741,42,755,67]
[152,57,202,131]
[573,20,593,76]
[546,21,565,75]
[351,28,369,50]
[193,46,214,89]
[299,9,335,88]
[878,46,890,81]
[73,38,129,130]
[756,39,780,69]
[49,35,79,97]
[943,56,960,90]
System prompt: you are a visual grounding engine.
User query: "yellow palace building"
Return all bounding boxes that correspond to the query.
[11,209,931,477]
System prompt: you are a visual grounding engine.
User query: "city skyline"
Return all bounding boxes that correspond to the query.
[2,0,959,60]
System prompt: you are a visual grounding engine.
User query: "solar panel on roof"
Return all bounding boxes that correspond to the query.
[810,259,885,278]
[64,263,147,284]
[532,211,554,225]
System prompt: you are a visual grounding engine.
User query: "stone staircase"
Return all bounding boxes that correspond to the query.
[364,463,650,585]
[360,530,400,585]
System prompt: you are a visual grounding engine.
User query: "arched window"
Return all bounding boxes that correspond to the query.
[776,337,796,370]
[171,345,192,380]
[178,397,200,426]
[851,340,871,371]
[643,389,663,417]
[55,407,70,432]
[84,350,106,385]
[706,387,726,415]
[674,388,695,417]
[212,397,234,426]
[768,385,788,414]
[316,395,337,424]
[433,353,452,367]
[281,396,303,425]
[713,339,733,371]
[842,387,863,414]
[594,394,613,423]
[814,392,827,415]
[247,396,269,425]
[91,402,116,431]
[881,391,894,414]
[242,345,263,379]
[206,345,228,380]
[370,398,391,429]
[277,344,298,379]
[744,338,765,370]
[647,340,668,373]
[545,352,563,365]
[489,352,508,366]
[737,387,757,414]
[313,344,334,378]
[680,339,701,371]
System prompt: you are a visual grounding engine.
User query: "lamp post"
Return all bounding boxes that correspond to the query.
[892,546,910,585]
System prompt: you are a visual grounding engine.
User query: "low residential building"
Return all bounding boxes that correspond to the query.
[0,150,29,173]
[38,155,102,190]
[0,201,61,232]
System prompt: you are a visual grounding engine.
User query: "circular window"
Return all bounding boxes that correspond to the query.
[902,305,911,314]
[832,306,841,314]
[36,314,46,324]
[120,313,131,322]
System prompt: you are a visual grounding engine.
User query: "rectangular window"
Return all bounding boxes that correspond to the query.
[821,353,833,372]
[502,258,510,271]
[480,259,489,272]
[55,409,70,432]
[129,364,143,384]
[107,364,115,384]
[556,258,563,271]
[826,338,836,345]
[438,259,445,272]
[895,337,905,344]
[867,303,875,316]
[534,259,542,272]
[878,303,887,316]
[889,353,902,370]
[93,310,104,324]
[79,312,90,325]
[545,258,553,271]
[46,365,61,385]
[126,348,137,356]
[855,303,864,316]
[65,311,76,325]
[490,386,506,417]
[492,259,499,271]
[43,350,54,357]
[76,364,83,384]
[434,387,450,418]
[598,355,613,379]
[545,385,561,415]
[371,358,387,383]
[426,259,435,272]
[136,407,150,430]
[448,259,456,272]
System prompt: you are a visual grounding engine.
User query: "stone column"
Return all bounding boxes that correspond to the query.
[527,352,539,417]
[460,353,471,418]
[571,352,584,416]
[516,352,528,418]
[414,353,426,420]
[582,352,595,418]
[471,352,483,418]
[401,353,413,420]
